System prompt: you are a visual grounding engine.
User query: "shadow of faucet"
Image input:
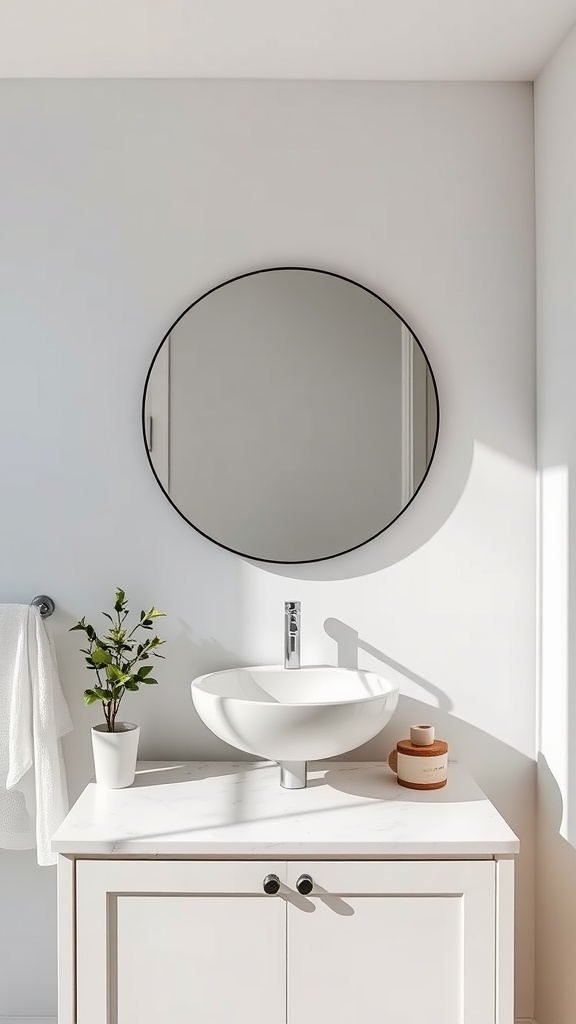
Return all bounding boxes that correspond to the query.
[323,617,454,714]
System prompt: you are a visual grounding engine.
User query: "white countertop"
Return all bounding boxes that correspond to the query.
[52,760,519,857]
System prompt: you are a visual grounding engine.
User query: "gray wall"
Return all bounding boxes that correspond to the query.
[0,80,536,1018]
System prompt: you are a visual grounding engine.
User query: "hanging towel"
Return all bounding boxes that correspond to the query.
[0,604,73,866]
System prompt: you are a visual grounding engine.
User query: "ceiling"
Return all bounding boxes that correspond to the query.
[0,0,575,80]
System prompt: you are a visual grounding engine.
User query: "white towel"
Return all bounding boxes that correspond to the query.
[0,604,73,866]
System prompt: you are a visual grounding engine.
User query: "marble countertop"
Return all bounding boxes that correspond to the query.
[52,761,519,856]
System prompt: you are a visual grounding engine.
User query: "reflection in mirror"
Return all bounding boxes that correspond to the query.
[143,269,438,563]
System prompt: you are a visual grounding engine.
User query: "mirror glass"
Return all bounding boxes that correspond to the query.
[143,268,438,563]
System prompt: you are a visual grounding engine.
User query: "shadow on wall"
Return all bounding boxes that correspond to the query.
[247,409,474,582]
[325,615,531,826]
[535,755,576,1024]
[324,616,454,712]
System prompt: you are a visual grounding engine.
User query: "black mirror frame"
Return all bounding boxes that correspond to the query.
[142,266,440,564]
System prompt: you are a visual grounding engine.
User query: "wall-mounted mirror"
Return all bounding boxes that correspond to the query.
[143,268,439,563]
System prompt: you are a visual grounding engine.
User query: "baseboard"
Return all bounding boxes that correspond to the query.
[0,1018,57,1023]
[0,1018,534,1024]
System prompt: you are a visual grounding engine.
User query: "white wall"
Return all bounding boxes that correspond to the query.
[0,81,536,1018]
[535,22,576,1024]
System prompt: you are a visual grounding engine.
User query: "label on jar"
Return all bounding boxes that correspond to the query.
[396,751,448,786]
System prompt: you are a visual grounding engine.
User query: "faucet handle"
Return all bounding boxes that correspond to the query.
[284,601,301,670]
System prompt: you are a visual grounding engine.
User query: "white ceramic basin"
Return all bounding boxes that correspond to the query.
[191,666,399,786]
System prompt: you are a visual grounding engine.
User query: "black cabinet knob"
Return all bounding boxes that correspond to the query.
[263,873,281,895]
[296,873,314,895]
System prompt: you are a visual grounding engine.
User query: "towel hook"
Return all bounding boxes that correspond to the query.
[31,595,55,618]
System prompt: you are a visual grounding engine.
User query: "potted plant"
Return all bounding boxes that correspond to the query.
[71,588,166,788]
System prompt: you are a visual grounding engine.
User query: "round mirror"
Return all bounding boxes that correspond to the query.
[143,268,439,563]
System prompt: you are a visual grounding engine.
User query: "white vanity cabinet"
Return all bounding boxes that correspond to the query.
[53,762,518,1024]
[75,860,287,1024]
[286,860,498,1024]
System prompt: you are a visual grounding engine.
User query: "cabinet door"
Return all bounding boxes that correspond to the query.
[76,861,286,1024]
[286,861,496,1024]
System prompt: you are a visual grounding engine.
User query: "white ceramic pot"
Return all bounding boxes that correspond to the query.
[91,722,140,788]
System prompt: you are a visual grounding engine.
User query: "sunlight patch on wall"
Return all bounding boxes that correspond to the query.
[540,464,569,838]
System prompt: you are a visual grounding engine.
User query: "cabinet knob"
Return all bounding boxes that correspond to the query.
[296,873,314,895]
[263,873,281,895]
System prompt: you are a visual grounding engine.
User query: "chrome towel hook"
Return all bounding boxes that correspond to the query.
[31,595,55,618]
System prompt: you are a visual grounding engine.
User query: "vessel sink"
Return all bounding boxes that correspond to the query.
[191,666,399,788]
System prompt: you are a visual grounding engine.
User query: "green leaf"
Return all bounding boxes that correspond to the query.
[105,664,130,684]
[72,591,166,717]
[147,608,165,619]
[91,648,112,665]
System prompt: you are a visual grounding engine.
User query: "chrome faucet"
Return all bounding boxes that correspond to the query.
[284,601,301,669]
